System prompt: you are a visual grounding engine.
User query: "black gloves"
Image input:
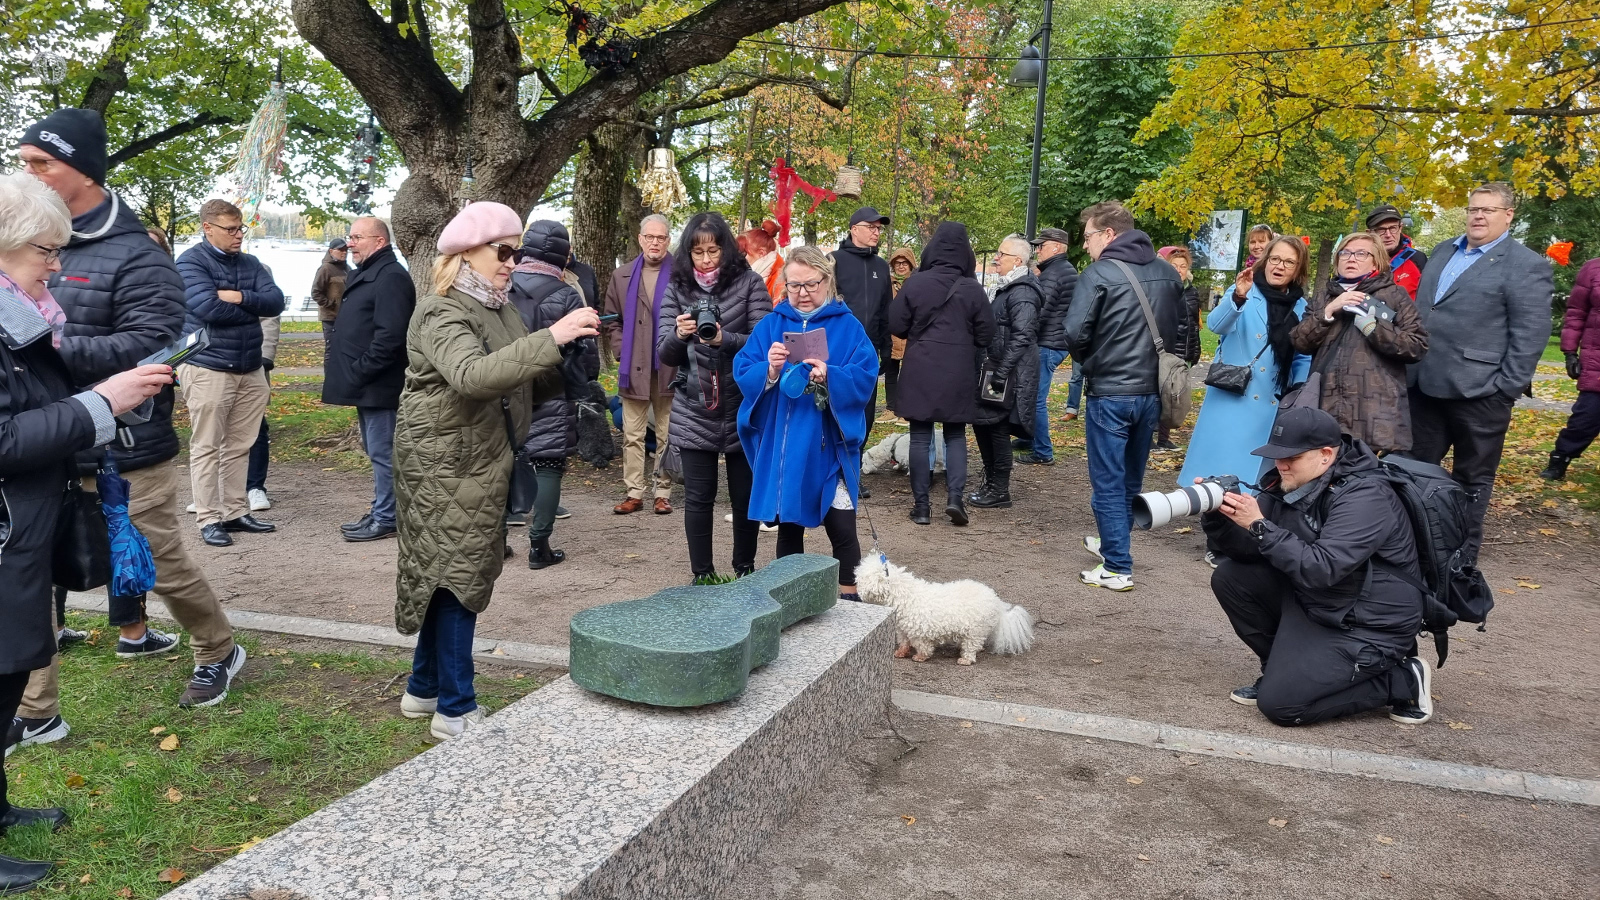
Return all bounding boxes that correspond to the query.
[1567,351,1581,381]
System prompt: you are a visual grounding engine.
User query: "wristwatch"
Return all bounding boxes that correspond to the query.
[1249,519,1269,540]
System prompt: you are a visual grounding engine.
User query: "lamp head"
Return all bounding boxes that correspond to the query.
[1008,45,1043,87]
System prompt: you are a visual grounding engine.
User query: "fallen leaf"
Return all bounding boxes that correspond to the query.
[237,837,264,853]
[159,734,179,751]
[247,795,259,802]
[514,673,526,680]
[490,648,506,656]
[156,867,186,883]
[1377,835,1394,845]
[150,726,166,735]
[165,787,183,804]
[1268,817,1287,828]
[1089,658,1103,664]
[263,648,287,656]
[79,874,92,885]
[1541,499,1559,508]
[1380,871,1392,879]
[124,761,137,768]
[1537,527,1558,535]
[624,553,640,558]
[65,773,85,789]
[1180,757,1200,766]
[117,888,133,898]
[1516,581,1541,589]
[959,721,973,728]
[1035,795,1045,800]
[88,789,102,796]
[1448,721,1474,730]
[226,708,243,715]
[1126,776,1144,785]
[900,815,916,826]
[1174,526,1193,534]
[1136,854,1151,861]
[310,661,323,668]
[1015,716,1027,722]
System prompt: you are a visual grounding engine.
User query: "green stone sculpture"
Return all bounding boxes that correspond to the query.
[569,554,839,707]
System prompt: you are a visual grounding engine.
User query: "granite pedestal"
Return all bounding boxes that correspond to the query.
[161,601,893,900]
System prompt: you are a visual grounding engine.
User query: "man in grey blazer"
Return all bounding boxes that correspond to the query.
[1409,182,1553,562]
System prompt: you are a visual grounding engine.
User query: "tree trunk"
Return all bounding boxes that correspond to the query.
[571,115,639,280]
[1315,237,1335,286]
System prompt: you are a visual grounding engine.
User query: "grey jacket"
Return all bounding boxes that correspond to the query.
[657,269,772,453]
[1410,235,1553,401]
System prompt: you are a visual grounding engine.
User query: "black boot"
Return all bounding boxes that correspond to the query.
[969,466,994,503]
[909,502,931,526]
[528,536,566,570]
[0,856,52,893]
[945,496,969,526]
[970,472,1013,509]
[1540,453,1572,481]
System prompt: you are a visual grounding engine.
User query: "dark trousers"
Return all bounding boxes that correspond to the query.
[973,422,1013,487]
[1211,559,1416,726]
[0,669,30,814]
[508,459,565,542]
[864,383,879,437]
[909,421,968,507]
[776,507,862,586]
[407,588,477,717]
[321,320,335,349]
[1555,390,1600,459]
[1407,388,1515,562]
[680,449,757,578]
[246,417,270,492]
[884,358,901,413]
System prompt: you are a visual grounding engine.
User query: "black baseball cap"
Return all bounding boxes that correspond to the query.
[1365,204,1403,229]
[849,207,891,226]
[1251,407,1343,459]
[328,238,348,250]
[1030,227,1072,247]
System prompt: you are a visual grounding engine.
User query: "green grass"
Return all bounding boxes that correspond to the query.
[279,321,322,334]
[1542,333,1565,365]
[0,616,547,897]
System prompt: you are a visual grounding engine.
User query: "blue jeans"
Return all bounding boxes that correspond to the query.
[1032,348,1068,459]
[1067,362,1083,413]
[407,589,478,717]
[358,407,397,527]
[1084,394,1160,575]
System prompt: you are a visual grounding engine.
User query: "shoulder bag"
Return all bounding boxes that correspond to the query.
[1204,342,1268,395]
[53,477,112,592]
[1107,260,1191,430]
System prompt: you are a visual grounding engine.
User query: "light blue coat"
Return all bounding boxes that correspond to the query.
[1178,286,1311,487]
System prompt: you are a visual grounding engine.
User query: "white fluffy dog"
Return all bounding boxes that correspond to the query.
[854,555,1034,665]
[860,432,946,476]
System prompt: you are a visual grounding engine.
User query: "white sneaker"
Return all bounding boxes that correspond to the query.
[429,707,485,741]
[760,522,778,533]
[1389,658,1434,725]
[1080,564,1134,592]
[400,692,437,719]
[185,502,196,514]
[248,488,271,511]
[1083,535,1104,561]
[1204,551,1219,570]
[724,513,733,522]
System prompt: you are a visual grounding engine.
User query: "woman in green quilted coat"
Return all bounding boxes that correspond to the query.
[392,202,599,742]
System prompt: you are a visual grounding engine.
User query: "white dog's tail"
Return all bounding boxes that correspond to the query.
[987,603,1035,656]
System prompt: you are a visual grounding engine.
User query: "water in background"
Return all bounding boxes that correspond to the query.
[173,238,408,320]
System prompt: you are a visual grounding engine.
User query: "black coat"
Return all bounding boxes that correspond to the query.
[1203,437,1423,645]
[831,237,893,356]
[0,304,114,675]
[887,222,995,424]
[509,271,600,459]
[657,269,772,453]
[50,191,187,473]
[322,247,415,409]
[176,242,286,372]
[973,272,1042,434]
[1033,252,1079,352]
[1065,229,1187,397]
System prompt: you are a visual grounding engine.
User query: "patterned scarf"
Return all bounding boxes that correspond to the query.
[454,264,509,310]
[513,259,565,280]
[0,270,67,348]
[694,267,720,290]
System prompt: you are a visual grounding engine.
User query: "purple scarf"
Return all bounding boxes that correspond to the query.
[619,254,673,392]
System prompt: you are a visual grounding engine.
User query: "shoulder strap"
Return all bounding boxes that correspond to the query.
[1107,259,1165,354]
[911,280,962,341]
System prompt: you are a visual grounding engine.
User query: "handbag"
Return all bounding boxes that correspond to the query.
[52,478,112,592]
[978,363,1010,406]
[1106,260,1191,430]
[1204,342,1269,395]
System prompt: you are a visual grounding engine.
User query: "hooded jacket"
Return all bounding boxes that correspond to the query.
[1388,236,1429,301]
[972,270,1041,433]
[1560,258,1600,393]
[831,235,893,356]
[509,267,600,459]
[311,252,348,322]
[176,241,286,372]
[656,269,773,453]
[1065,229,1187,397]
[887,223,995,424]
[734,298,878,527]
[49,190,187,473]
[1033,251,1079,352]
[322,246,415,409]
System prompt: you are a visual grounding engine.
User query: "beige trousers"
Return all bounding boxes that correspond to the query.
[20,461,236,718]
[179,365,269,526]
[621,388,674,500]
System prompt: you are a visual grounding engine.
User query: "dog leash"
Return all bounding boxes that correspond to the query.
[856,489,891,578]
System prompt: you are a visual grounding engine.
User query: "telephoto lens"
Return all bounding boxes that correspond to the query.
[693,298,721,341]
[1131,475,1243,530]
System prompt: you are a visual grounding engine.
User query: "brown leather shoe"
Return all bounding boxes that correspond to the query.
[654,498,674,515]
[613,497,645,515]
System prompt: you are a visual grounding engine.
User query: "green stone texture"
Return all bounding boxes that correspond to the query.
[569,553,840,707]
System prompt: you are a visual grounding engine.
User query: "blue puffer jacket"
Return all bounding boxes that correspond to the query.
[49,190,187,473]
[176,242,285,372]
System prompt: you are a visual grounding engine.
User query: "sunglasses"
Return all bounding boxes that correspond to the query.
[489,242,517,263]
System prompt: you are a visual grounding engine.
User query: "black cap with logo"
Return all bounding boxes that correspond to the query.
[1251,406,1343,459]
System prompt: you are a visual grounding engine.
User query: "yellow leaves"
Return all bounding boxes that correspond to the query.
[900,815,916,826]
[237,836,264,854]
[150,726,166,735]
[1516,581,1541,590]
[165,786,184,804]
[156,867,186,884]
[65,773,86,789]
[1449,721,1474,730]
[159,734,180,752]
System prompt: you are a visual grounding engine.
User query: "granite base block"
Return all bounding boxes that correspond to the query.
[161,601,894,900]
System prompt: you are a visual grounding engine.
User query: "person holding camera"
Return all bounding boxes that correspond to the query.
[657,212,773,583]
[1290,232,1428,454]
[1203,405,1434,727]
[969,234,1040,509]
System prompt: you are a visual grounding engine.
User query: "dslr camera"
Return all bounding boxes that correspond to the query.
[1132,474,1246,530]
[690,297,721,341]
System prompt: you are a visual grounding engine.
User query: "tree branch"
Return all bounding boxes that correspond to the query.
[80,4,153,115]
[1273,88,1599,118]
[108,111,235,170]
[522,66,566,101]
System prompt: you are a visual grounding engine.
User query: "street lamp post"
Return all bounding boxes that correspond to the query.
[1008,0,1054,240]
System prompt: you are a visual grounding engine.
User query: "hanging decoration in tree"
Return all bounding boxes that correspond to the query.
[343,112,382,215]
[519,76,544,119]
[1546,240,1573,266]
[640,148,688,214]
[768,157,836,247]
[832,160,863,202]
[33,52,68,86]
[554,1,639,74]
[221,61,288,226]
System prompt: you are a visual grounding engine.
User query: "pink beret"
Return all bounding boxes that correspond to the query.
[436,201,525,255]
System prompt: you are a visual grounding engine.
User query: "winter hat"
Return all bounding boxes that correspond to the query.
[20,108,109,185]
[436,201,525,255]
[518,220,571,268]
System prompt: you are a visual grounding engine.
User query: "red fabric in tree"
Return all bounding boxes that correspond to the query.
[768,157,836,246]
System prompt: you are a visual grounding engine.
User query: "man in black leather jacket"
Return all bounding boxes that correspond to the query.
[1018,227,1077,465]
[1065,201,1186,591]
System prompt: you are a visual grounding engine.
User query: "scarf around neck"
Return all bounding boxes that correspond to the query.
[0,271,66,348]
[454,264,509,309]
[1252,267,1304,394]
[694,267,720,290]
[751,251,778,280]
[513,259,564,280]
[619,254,672,392]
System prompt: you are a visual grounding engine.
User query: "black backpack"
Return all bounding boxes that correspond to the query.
[1368,454,1495,667]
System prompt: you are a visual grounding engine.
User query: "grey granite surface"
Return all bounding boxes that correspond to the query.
[163,600,893,900]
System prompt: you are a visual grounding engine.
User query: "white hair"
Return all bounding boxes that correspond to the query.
[0,173,72,253]
[1000,234,1033,261]
[639,214,670,234]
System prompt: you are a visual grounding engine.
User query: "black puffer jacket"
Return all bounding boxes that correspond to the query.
[322,246,415,409]
[176,242,286,372]
[1178,282,1203,365]
[510,269,599,459]
[973,272,1042,433]
[831,236,892,356]
[1065,229,1187,397]
[887,222,995,424]
[50,190,186,473]
[657,269,772,453]
[1033,252,1079,351]
[1204,436,1422,641]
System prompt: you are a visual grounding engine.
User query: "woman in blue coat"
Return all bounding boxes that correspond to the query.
[1180,236,1312,488]
[735,246,879,600]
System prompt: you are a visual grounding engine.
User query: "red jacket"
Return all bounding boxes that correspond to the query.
[1561,257,1600,393]
[1388,237,1428,300]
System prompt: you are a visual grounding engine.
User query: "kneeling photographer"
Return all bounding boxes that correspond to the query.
[1201,405,1434,727]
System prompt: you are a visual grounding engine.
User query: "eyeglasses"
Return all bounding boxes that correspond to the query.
[785,278,825,294]
[1265,255,1299,267]
[1336,249,1375,260]
[690,246,721,259]
[1372,223,1402,234]
[995,251,1026,261]
[347,233,379,243]
[1083,227,1112,246]
[205,222,246,237]
[28,242,62,263]
[1465,206,1511,217]
[639,234,669,244]
[488,242,517,263]
[853,223,885,233]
